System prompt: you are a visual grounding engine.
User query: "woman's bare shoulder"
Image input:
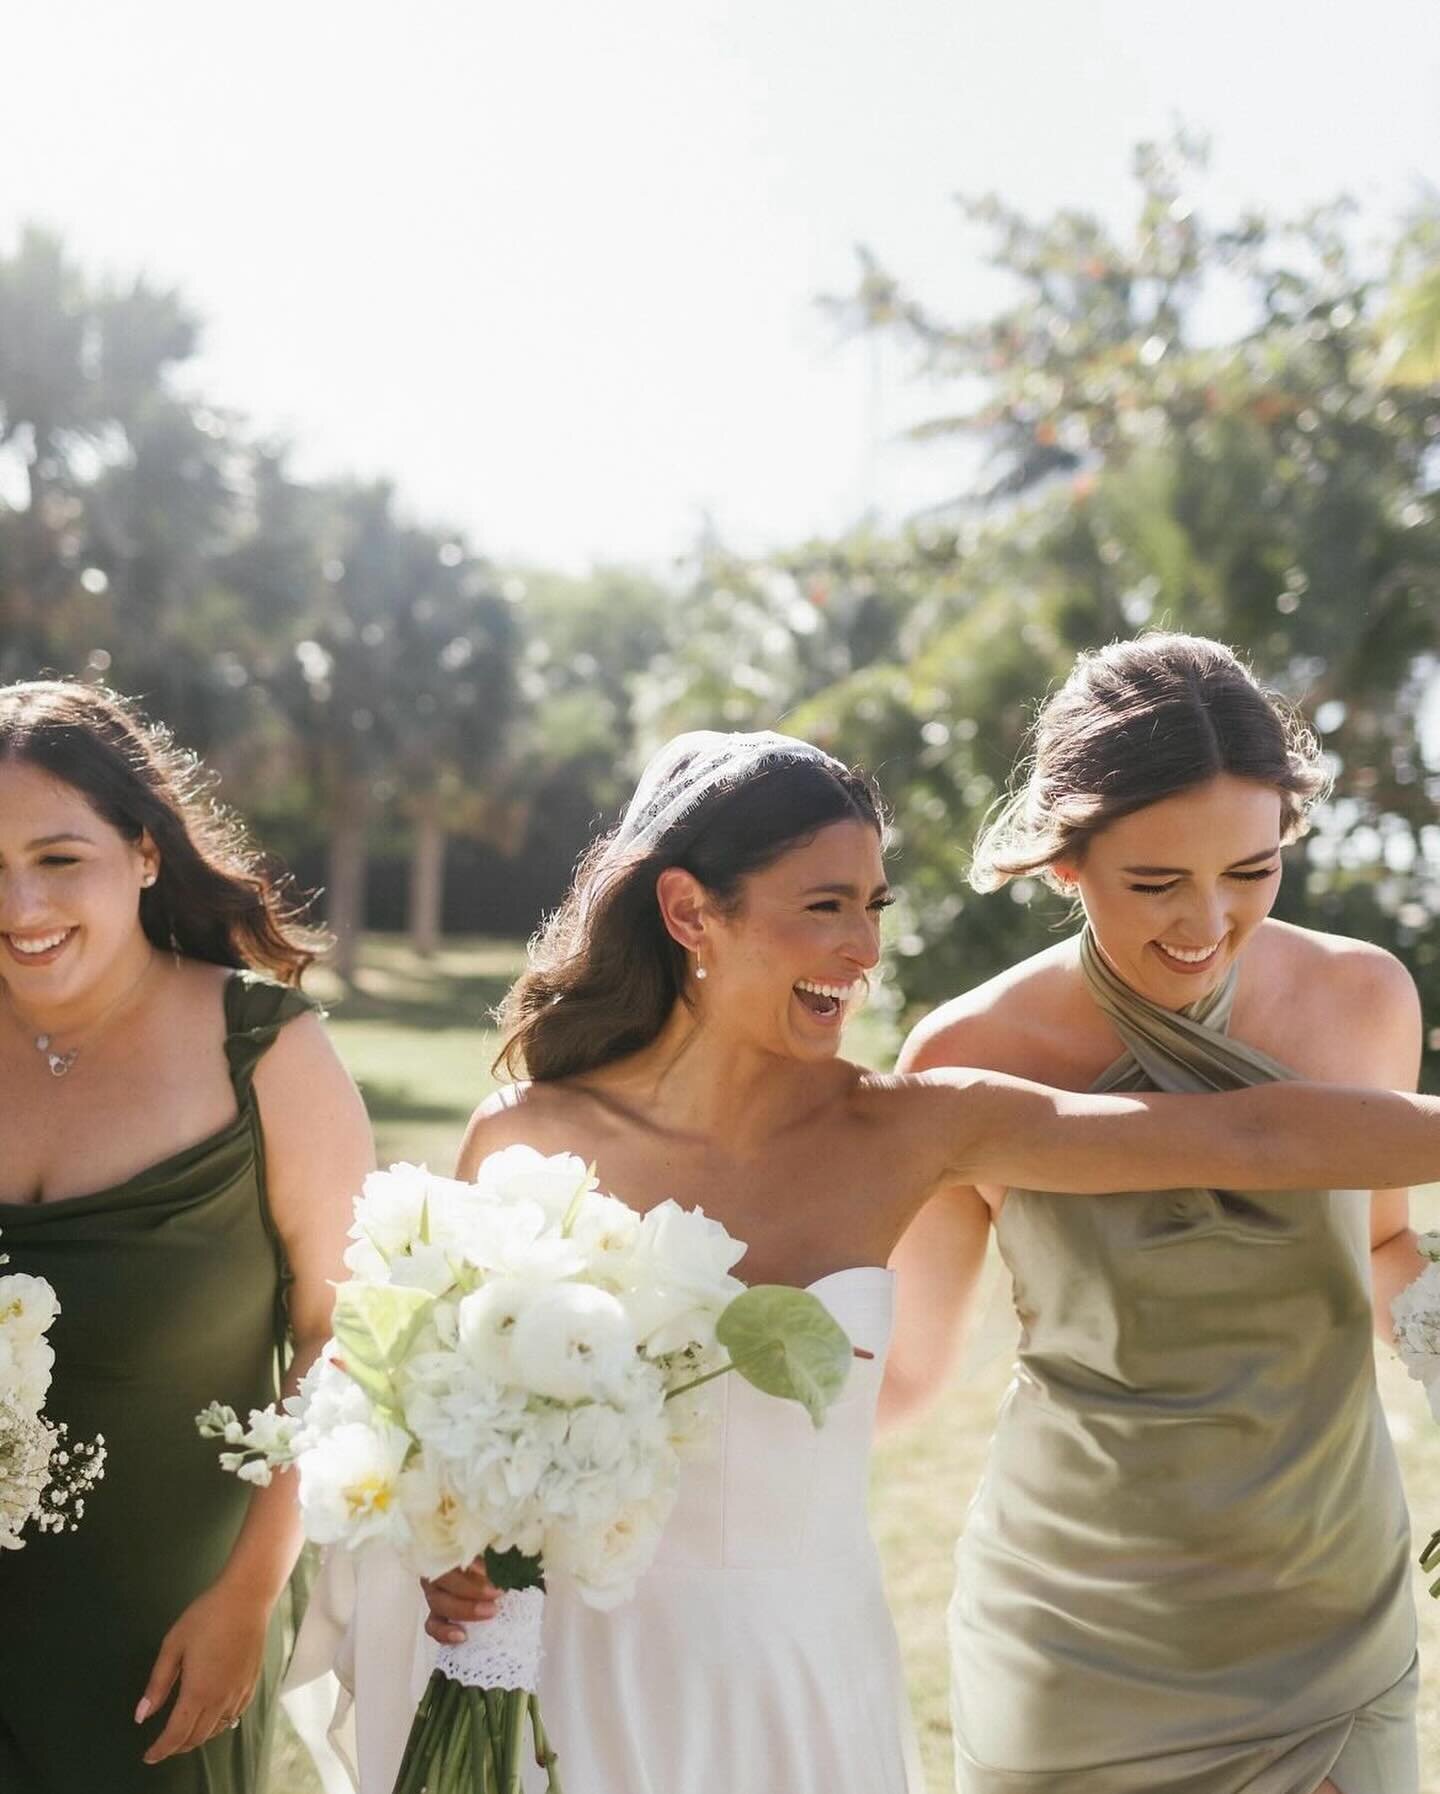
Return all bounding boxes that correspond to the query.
[457,1078,599,1172]
[1255,918,1419,1047]
[898,936,1083,1075]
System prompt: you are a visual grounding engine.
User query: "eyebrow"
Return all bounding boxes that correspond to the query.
[26,833,96,849]
[800,882,891,899]
[1121,846,1281,876]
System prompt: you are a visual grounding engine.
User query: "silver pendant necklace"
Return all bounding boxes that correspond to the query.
[9,955,158,1080]
[34,1034,80,1078]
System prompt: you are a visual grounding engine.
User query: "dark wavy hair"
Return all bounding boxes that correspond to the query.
[497,749,885,1082]
[0,680,327,984]
[970,633,1330,892]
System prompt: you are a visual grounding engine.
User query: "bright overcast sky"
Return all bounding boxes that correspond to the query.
[5,0,1438,572]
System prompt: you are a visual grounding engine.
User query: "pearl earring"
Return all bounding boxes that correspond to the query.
[694,954,707,981]
[141,872,157,888]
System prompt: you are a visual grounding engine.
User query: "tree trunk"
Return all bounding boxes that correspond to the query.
[326,781,370,984]
[408,803,447,959]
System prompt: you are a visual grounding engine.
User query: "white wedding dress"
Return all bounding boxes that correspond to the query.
[287,1266,925,1794]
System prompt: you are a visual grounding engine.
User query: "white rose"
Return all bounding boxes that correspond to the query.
[548,1485,677,1608]
[509,1285,637,1403]
[348,1165,480,1269]
[620,1202,747,1356]
[569,1194,642,1283]
[470,1146,598,1224]
[397,1456,491,1580]
[296,1421,412,1547]
[0,1332,54,1414]
[0,1273,61,1344]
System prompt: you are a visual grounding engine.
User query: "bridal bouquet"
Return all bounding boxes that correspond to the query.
[199,1149,851,1793]
[1391,1231,1440,1596]
[0,1238,106,1548]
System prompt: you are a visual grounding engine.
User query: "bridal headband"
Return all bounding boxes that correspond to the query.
[614,729,848,855]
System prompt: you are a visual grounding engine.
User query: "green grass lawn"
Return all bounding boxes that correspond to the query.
[274,937,1440,1794]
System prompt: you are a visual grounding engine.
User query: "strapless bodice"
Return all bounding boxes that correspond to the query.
[654,1266,896,1570]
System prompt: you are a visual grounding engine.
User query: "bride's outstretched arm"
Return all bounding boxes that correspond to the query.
[913,1068,1440,1199]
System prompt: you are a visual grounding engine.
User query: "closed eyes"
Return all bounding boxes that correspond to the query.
[808,896,895,914]
[1128,868,1279,896]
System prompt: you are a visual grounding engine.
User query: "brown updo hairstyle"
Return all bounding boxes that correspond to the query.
[497,745,885,1083]
[0,680,327,984]
[970,633,1330,892]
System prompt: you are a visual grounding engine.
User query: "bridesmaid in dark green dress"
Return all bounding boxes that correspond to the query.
[889,635,1425,1793]
[0,682,373,1792]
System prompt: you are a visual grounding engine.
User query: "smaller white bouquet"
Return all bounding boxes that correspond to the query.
[1391,1231,1440,1597]
[0,1236,106,1549]
[199,1150,851,1793]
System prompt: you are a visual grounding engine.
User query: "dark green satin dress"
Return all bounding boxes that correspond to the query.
[950,932,1418,1793]
[0,973,314,1793]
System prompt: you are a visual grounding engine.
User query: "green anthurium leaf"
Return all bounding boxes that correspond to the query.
[715,1285,853,1428]
[331,1282,436,1416]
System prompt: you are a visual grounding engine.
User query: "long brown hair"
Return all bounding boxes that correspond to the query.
[0,681,327,984]
[498,746,884,1082]
[970,633,1329,892]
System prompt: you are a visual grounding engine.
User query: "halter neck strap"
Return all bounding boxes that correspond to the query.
[1077,928,1292,1094]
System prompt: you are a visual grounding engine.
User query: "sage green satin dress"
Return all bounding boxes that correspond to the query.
[0,974,314,1794]
[950,932,1418,1794]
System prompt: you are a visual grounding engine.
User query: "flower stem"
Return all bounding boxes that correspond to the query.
[530,1695,565,1794]
[663,1340,782,1402]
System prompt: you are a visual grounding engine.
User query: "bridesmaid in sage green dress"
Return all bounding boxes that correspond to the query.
[0,682,372,1793]
[889,634,1424,1794]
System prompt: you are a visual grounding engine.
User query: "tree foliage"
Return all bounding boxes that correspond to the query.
[1,148,1435,1068]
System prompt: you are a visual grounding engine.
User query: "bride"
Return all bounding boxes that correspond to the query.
[298,728,1440,1794]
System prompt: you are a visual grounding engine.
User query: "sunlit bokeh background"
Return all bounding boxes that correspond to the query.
[4,3,1440,1788]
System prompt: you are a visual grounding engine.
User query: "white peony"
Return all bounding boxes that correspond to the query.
[297,1421,413,1547]
[456,1279,544,1381]
[510,1285,637,1403]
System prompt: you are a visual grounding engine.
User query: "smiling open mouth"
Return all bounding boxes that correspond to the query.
[793,978,862,1020]
[3,927,78,963]
[1152,938,1225,970]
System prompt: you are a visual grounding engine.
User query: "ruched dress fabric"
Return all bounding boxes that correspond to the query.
[293,1265,925,1794]
[0,974,314,1794]
[950,931,1418,1794]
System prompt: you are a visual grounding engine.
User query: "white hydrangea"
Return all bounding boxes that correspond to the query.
[1392,1260,1440,1417]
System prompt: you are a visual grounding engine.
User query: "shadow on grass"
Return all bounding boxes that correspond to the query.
[353,1082,473,1126]
[313,937,526,1034]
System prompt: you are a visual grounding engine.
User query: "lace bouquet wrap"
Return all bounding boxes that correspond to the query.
[200,1150,852,1794]
[0,1239,105,1548]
